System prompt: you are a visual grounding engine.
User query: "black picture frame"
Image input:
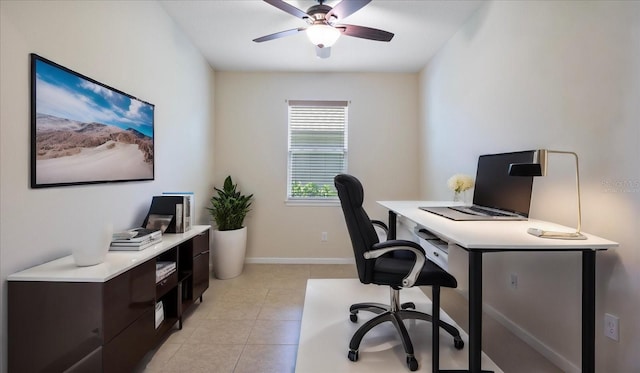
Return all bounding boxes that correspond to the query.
[30,54,155,188]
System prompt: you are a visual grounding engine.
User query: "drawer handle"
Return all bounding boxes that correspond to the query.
[432,251,439,257]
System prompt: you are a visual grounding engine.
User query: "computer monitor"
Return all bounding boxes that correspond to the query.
[473,150,535,217]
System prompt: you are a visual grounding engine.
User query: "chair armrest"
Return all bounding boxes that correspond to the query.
[371,220,389,242]
[364,240,426,288]
[371,220,389,234]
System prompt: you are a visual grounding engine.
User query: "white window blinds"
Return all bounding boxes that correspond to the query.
[287,100,348,200]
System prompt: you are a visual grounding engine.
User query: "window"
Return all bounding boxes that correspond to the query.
[287,100,348,202]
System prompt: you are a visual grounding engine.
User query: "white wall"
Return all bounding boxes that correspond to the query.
[419,1,640,371]
[0,1,215,371]
[214,72,420,261]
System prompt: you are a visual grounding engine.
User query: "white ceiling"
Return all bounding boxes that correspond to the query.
[160,0,485,73]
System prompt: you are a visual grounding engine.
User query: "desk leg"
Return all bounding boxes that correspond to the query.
[388,211,397,240]
[469,251,483,373]
[582,251,596,373]
[442,251,491,373]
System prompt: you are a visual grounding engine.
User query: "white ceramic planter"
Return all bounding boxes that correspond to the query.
[72,223,112,267]
[212,226,247,279]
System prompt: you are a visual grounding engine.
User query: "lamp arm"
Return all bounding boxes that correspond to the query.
[547,150,582,233]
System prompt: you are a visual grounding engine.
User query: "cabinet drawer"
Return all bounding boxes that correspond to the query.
[103,259,155,343]
[192,230,210,257]
[424,242,448,271]
[8,282,102,373]
[192,251,210,300]
[414,227,449,271]
[156,271,178,298]
[65,346,102,373]
[103,308,154,373]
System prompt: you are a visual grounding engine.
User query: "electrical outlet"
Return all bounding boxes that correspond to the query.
[509,273,518,289]
[604,313,619,341]
[321,232,328,242]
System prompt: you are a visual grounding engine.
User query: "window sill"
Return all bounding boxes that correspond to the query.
[285,199,340,207]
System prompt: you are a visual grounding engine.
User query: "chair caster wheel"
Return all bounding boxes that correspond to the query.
[401,302,416,310]
[406,356,418,371]
[350,313,358,322]
[348,350,359,362]
[454,336,464,350]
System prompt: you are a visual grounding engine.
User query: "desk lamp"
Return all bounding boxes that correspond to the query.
[508,149,587,240]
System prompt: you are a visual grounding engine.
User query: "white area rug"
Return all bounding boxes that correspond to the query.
[296,279,502,372]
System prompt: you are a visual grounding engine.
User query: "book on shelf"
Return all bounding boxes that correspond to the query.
[109,237,162,251]
[155,301,164,329]
[143,195,191,233]
[161,192,194,232]
[156,261,177,282]
[112,228,162,243]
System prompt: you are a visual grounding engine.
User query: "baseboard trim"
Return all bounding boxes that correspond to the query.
[457,289,580,373]
[245,257,356,265]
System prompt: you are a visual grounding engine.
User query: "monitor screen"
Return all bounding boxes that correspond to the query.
[473,150,535,217]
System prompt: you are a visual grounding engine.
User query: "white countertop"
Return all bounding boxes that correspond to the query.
[8,225,210,283]
[378,201,618,250]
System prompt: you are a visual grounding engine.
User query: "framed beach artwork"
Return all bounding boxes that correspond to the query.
[30,54,154,188]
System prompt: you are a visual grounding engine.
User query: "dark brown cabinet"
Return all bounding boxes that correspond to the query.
[8,226,210,373]
[8,282,103,373]
[191,230,210,302]
[104,259,156,343]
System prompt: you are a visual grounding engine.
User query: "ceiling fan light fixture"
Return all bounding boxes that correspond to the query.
[315,45,331,59]
[306,24,341,48]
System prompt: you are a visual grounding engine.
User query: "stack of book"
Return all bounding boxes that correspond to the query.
[154,262,176,329]
[156,261,177,283]
[110,228,162,251]
[155,301,164,329]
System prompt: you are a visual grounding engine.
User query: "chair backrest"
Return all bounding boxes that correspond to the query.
[334,174,379,283]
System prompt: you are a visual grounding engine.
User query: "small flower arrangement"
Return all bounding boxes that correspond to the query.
[447,174,474,193]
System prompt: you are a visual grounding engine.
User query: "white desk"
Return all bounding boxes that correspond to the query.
[378,201,618,373]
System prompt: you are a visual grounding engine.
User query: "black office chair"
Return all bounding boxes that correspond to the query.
[334,174,463,372]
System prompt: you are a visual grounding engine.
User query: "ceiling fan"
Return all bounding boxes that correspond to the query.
[253,0,394,58]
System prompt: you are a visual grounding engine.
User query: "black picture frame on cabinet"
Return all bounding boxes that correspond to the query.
[30,53,155,188]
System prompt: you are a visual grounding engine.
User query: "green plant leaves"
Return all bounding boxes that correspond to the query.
[208,176,254,231]
[290,181,336,197]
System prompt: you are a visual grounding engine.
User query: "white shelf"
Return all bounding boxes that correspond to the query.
[8,225,210,283]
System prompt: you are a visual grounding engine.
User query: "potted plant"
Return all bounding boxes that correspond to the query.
[208,176,254,279]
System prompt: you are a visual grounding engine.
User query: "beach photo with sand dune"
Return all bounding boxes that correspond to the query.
[32,55,154,187]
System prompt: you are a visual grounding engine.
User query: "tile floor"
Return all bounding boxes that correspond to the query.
[136,264,560,373]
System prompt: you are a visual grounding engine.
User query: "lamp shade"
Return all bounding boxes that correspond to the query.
[508,163,543,176]
[306,24,341,48]
[509,149,548,176]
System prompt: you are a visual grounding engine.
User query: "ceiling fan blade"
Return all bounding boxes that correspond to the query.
[263,0,308,19]
[336,24,394,42]
[253,28,304,43]
[325,0,371,20]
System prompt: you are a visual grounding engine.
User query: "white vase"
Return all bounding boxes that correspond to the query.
[212,226,247,279]
[72,223,112,267]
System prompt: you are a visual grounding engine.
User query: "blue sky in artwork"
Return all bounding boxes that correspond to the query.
[35,59,154,138]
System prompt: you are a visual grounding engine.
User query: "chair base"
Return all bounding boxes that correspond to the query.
[347,287,463,372]
[349,302,463,346]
